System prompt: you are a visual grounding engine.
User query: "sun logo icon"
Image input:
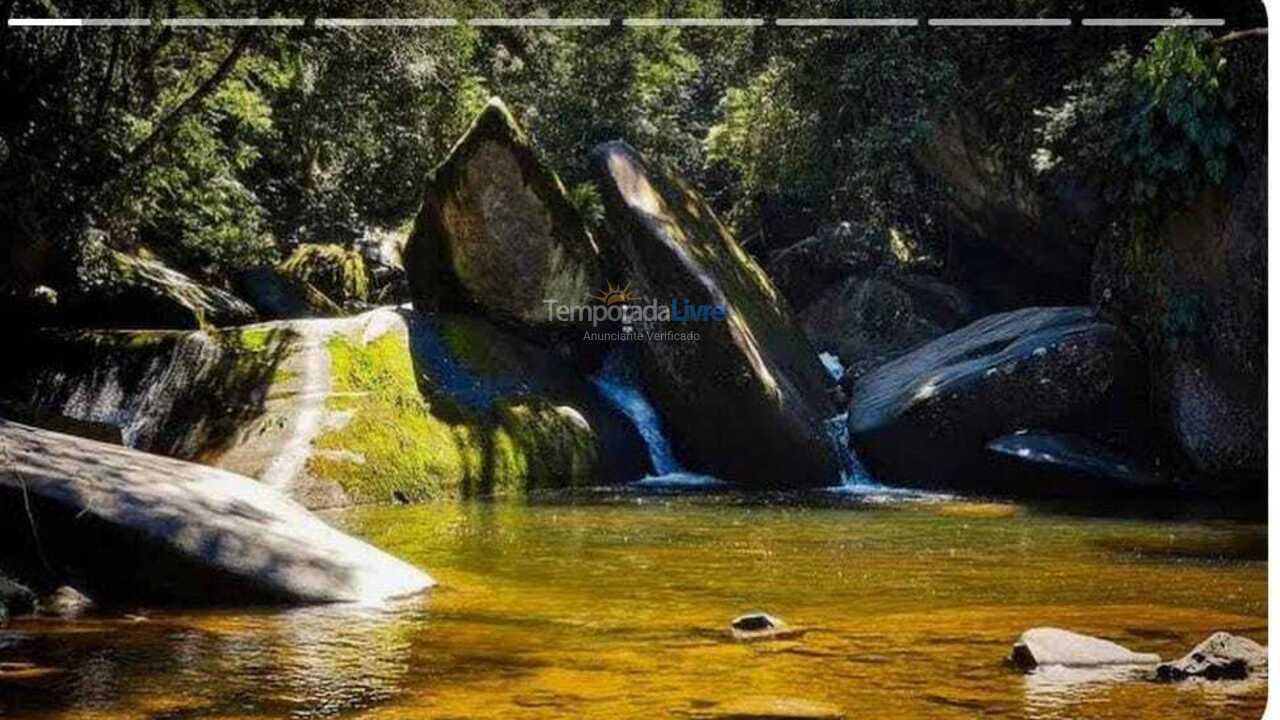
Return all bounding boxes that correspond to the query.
[591,282,636,306]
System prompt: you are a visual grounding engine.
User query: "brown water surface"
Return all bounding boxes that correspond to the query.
[0,493,1267,719]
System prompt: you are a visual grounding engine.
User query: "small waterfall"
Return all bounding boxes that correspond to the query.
[817,351,897,494]
[590,352,720,488]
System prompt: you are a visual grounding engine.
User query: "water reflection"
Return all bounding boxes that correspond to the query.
[1,599,429,719]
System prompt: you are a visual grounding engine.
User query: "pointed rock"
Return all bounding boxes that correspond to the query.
[404,98,602,328]
[589,141,838,488]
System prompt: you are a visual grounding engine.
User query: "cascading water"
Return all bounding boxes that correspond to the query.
[816,351,901,495]
[590,352,721,488]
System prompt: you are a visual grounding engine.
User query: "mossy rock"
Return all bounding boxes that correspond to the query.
[234,266,345,320]
[62,240,256,330]
[278,244,369,307]
[404,98,603,331]
[589,141,839,488]
[308,312,647,503]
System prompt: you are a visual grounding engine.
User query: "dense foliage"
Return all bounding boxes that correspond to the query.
[0,0,1265,310]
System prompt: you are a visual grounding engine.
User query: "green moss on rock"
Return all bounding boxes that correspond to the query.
[279,244,369,306]
[309,330,602,504]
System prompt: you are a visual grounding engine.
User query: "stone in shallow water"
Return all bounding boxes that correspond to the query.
[1156,632,1267,681]
[729,613,804,642]
[1010,628,1159,669]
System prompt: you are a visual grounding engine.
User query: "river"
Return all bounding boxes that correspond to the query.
[0,491,1265,719]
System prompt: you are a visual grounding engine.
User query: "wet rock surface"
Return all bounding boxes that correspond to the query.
[846,307,1145,493]
[1156,632,1267,682]
[1010,628,1160,669]
[985,431,1174,497]
[729,613,804,642]
[590,140,838,488]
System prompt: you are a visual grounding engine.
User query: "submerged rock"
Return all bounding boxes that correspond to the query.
[405,98,602,329]
[846,307,1144,493]
[693,697,844,720]
[1010,628,1159,669]
[729,612,803,642]
[0,420,434,604]
[37,586,94,619]
[985,431,1173,497]
[590,141,839,488]
[1156,632,1267,682]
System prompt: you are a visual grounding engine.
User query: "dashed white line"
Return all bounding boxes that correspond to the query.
[9,18,150,26]
[1081,17,1225,26]
[162,17,304,27]
[315,18,456,27]
[623,18,765,27]
[467,17,611,27]
[776,18,918,27]
[929,18,1072,26]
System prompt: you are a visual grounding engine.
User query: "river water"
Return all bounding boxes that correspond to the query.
[0,492,1265,719]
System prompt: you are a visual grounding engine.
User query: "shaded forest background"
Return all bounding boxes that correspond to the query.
[0,0,1267,317]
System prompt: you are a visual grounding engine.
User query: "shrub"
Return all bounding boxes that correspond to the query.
[278,244,369,305]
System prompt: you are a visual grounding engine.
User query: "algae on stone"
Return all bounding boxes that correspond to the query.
[404,98,603,329]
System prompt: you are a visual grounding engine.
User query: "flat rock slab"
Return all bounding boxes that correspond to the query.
[1157,632,1267,681]
[1011,628,1160,669]
[985,431,1173,497]
[0,420,433,605]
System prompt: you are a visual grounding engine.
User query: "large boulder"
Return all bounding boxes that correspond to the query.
[0,325,296,459]
[233,266,343,320]
[0,420,433,605]
[404,98,603,330]
[1156,632,1267,682]
[846,307,1145,492]
[765,221,891,309]
[913,109,1103,308]
[763,220,972,386]
[590,141,839,488]
[1011,628,1160,669]
[63,242,256,329]
[1092,164,1266,490]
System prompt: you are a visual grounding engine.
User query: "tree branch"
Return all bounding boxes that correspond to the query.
[119,26,256,170]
